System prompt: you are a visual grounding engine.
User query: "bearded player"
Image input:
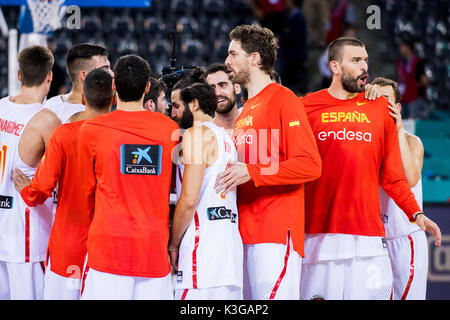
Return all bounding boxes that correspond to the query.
[299,37,441,300]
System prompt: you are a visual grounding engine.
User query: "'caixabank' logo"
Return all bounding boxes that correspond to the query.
[120,144,162,175]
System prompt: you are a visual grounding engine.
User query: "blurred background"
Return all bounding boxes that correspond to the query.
[0,0,449,299]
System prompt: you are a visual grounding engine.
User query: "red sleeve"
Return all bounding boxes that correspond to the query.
[380,109,422,221]
[77,123,96,221]
[247,92,322,186]
[20,127,64,207]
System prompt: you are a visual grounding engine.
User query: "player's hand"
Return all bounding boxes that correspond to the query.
[388,102,404,132]
[415,213,442,246]
[214,162,251,197]
[364,84,381,100]
[169,247,179,272]
[10,168,31,193]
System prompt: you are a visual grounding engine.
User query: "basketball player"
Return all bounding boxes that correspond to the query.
[203,63,241,133]
[11,69,115,300]
[215,24,322,300]
[45,43,110,124]
[372,77,428,300]
[169,81,243,300]
[170,68,205,128]
[0,45,61,300]
[299,37,441,300]
[143,77,169,115]
[78,55,179,300]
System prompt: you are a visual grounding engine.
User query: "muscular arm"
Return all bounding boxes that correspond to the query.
[16,127,64,206]
[388,103,424,187]
[169,126,216,269]
[18,109,61,168]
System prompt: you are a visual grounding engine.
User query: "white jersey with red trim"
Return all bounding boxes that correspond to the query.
[45,95,85,124]
[0,97,54,263]
[380,179,422,240]
[175,122,243,289]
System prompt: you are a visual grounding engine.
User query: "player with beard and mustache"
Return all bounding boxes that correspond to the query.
[299,37,441,300]
[170,68,205,128]
[215,24,322,300]
[204,63,242,135]
[169,82,243,300]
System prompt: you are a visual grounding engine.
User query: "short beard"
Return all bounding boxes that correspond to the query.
[341,71,367,93]
[215,95,236,115]
[231,70,250,86]
[180,104,194,129]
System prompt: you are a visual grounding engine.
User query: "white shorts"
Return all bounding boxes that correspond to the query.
[386,230,428,300]
[0,261,45,300]
[243,232,302,300]
[175,285,243,300]
[80,267,174,300]
[300,255,393,300]
[43,264,81,300]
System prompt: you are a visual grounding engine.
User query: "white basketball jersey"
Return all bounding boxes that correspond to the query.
[380,179,422,239]
[175,122,243,289]
[0,97,54,263]
[45,95,85,124]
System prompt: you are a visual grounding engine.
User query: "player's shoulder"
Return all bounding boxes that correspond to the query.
[44,95,62,108]
[32,107,61,126]
[405,132,424,150]
[298,89,329,105]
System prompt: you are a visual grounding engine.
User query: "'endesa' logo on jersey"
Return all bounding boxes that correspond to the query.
[206,206,237,223]
[318,128,372,142]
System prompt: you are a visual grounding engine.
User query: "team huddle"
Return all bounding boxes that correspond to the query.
[0,24,442,300]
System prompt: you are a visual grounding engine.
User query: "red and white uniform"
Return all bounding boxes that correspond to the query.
[233,83,321,300]
[20,121,91,300]
[300,90,422,300]
[78,110,178,299]
[175,122,243,300]
[380,178,428,300]
[0,97,53,299]
[45,95,85,124]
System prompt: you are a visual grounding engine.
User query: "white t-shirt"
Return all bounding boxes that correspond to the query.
[45,95,85,124]
[380,179,422,240]
[0,97,54,262]
[175,122,243,289]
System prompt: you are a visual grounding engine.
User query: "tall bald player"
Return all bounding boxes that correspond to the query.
[0,46,61,299]
[45,44,111,124]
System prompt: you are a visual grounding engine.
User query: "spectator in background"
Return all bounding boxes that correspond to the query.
[278,0,308,95]
[325,0,356,45]
[143,77,169,115]
[396,37,428,119]
[317,0,356,90]
[247,0,288,37]
[302,0,330,48]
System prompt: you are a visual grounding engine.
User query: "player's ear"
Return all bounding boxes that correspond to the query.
[112,79,116,92]
[47,70,53,83]
[80,70,87,83]
[190,99,200,112]
[111,93,117,108]
[144,100,154,112]
[81,93,86,106]
[17,70,21,83]
[234,83,241,95]
[329,60,340,75]
[143,81,150,95]
[396,103,402,113]
[250,52,261,68]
